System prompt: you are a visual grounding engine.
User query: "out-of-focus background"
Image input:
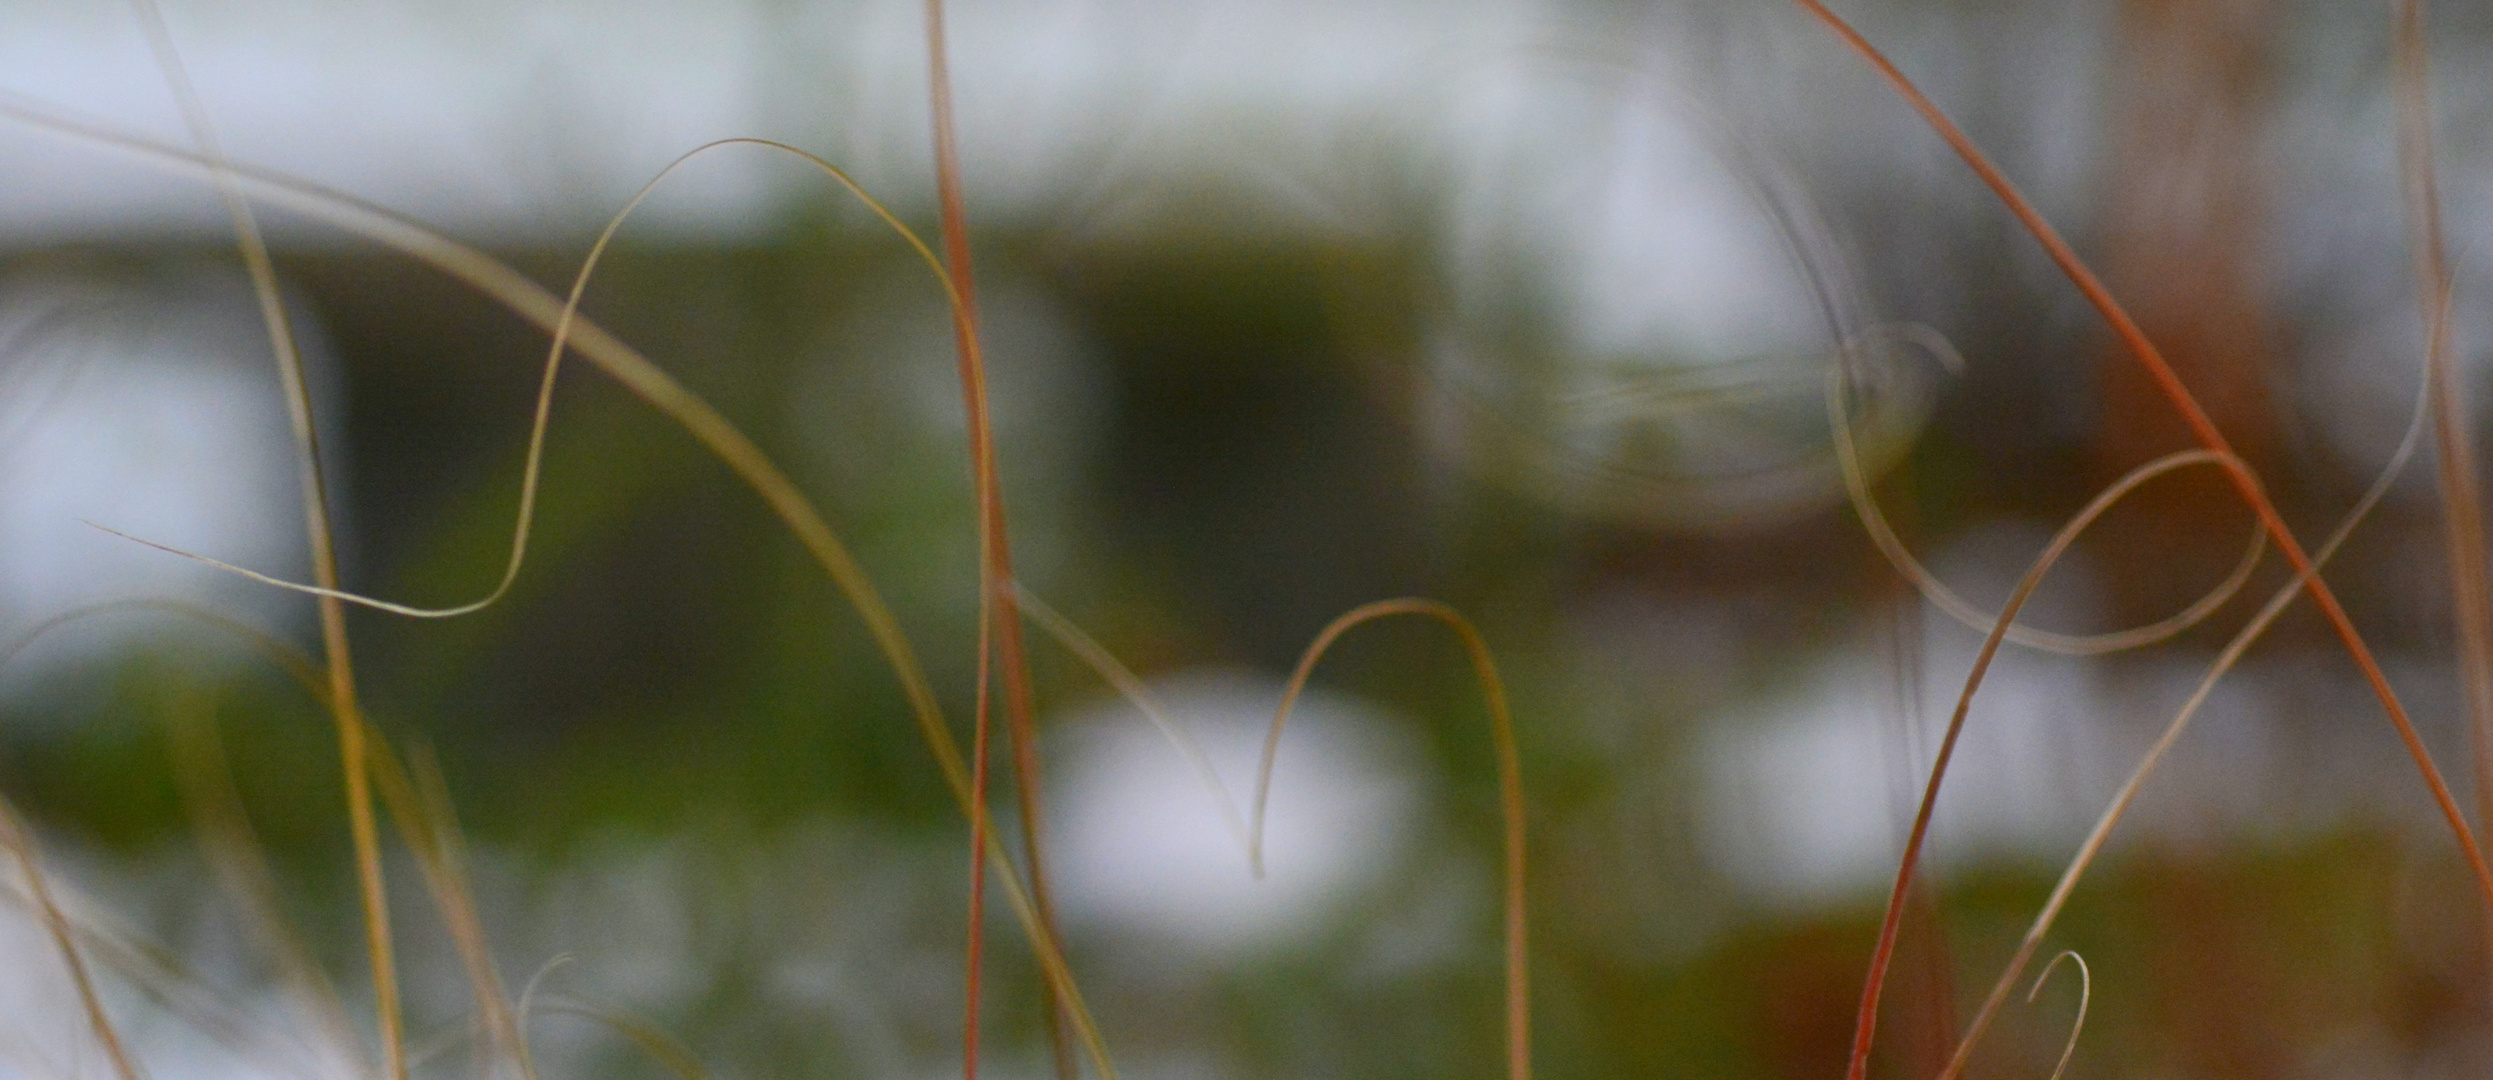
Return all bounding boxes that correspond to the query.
[4,0,2493,1076]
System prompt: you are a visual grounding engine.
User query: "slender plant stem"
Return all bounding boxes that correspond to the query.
[125,4,401,1077]
[918,4,1076,1076]
[1253,600,1531,1080]
[1792,5,2493,1076]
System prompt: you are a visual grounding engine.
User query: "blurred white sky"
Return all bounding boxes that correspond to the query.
[0,0,1570,240]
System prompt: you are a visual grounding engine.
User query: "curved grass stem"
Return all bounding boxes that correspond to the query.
[0,97,1121,1080]
[1791,5,2493,1076]
[1936,357,2423,1080]
[1253,599,1530,1080]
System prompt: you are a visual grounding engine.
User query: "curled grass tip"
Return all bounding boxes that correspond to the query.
[1015,584,1256,861]
[1831,324,2265,656]
[1844,447,2246,1080]
[2027,951,2090,1080]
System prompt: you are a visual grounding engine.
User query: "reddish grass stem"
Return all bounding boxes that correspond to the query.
[919,4,1075,1077]
[1791,3,2493,1077]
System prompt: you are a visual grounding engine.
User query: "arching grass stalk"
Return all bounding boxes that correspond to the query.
[0,95,1122,1078]
[1832,444,2252,1080]
[1254,599,1530,1080]
[1923,351,2427,1080]
[1791,4,2493,1076]
[123,2,402,1075]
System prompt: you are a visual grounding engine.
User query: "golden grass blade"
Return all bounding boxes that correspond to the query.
[361,739,532,1080]
[164,692,363,1068]
[0,798,140,1080]
[123,4,400,1074]
[1254,599,1528,1080]
[1014,584,1256,861]
[1927,256,2435,1080]
[0,97,1121,1078]
[1840,447,2245,1080]
[1831,324,2266,655]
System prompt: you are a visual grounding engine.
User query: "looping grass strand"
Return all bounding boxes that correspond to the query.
[1791,4,2493,1074]
[1841,447,2248,1080]
[1930,226,2436,1080]
[2027,951,2089,1080]
[0,95,1119,1080]
[1831,324,2266,656]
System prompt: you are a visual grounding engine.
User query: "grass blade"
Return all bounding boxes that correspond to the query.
[1255,599,1529,1080]
[1789,5,2493,1073]
[123,4,399,1074]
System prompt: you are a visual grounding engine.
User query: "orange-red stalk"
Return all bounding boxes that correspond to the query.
[1789,3,2493,1078]
[919,4,1076,1078]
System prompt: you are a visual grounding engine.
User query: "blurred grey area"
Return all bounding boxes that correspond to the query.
[3,0,2493,1077]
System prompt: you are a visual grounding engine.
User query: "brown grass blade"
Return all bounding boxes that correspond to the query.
[123,4,400,1074]
[0,99,1124,1077]
[1834,446,2243,1080]
[1790,4,2493,1074]
[1254,599,1529,1080]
